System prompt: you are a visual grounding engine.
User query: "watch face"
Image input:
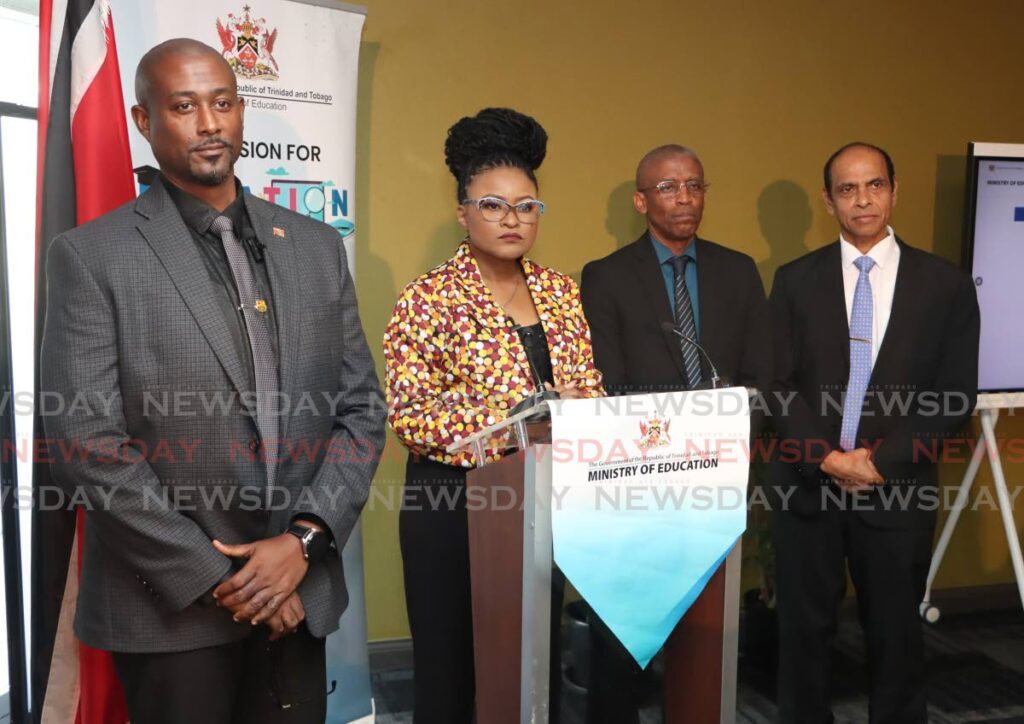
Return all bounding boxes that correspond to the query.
[305,529,330,560]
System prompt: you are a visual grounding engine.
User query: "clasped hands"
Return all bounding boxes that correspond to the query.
[211,530,311,640]
[544,380,584,399]
[821,448,884,492]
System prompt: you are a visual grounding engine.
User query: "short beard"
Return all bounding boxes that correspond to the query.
[186,139,238,187]
[190,164,233,187]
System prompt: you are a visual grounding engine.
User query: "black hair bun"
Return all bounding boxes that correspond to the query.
[444,107,547,180]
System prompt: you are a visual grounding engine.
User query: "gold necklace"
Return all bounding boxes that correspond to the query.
[498,275,521,308]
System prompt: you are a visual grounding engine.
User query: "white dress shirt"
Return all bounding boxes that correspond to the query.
[840,227,900,366]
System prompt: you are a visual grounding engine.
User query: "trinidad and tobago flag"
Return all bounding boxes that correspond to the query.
[34,0,134,721]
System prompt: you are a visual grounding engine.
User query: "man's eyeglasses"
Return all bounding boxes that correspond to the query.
[638,179,710,198]
[462,196,546,224]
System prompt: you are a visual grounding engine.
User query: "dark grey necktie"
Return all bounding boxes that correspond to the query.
[210,215,278,481]
[670,255,702,388]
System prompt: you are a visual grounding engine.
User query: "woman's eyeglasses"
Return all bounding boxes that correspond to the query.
[462,196,546,224]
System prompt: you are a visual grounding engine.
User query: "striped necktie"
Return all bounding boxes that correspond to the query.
[670,254,702,388]
[839,255,876,451]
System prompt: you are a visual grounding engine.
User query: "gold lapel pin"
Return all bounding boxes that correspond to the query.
[255,299,268,314]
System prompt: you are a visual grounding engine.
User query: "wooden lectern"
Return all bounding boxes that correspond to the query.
[448,400,743,724]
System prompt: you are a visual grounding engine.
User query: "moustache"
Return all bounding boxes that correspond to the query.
[190,138,234,153]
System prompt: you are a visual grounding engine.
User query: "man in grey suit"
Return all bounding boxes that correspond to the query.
[40,38,385,722]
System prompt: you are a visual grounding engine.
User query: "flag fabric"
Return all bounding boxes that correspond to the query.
[34,0,135,721]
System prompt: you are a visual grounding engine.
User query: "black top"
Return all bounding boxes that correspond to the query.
[160,174,279,390]
[516,322,554,388]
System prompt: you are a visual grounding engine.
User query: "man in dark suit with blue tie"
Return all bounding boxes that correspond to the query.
[580,144,769,723]
[768,142,980,723]
[40,38,385,722]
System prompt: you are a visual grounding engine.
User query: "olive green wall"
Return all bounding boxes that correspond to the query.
[351,0,1024,640]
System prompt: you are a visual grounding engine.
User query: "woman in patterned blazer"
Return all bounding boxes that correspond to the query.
[383,108,603,724]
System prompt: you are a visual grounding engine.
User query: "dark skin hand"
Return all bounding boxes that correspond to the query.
[820,448,884,492]
[264,591,306,640]
[212,531,311,625]
[218,589,305,639]
[544,380,583,399]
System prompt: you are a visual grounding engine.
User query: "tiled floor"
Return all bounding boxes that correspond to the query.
[372,608,1024,723]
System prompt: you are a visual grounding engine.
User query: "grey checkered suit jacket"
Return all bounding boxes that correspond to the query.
[40,179,385,653]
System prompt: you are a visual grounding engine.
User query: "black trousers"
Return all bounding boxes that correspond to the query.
[585,610,642,724]
[773,507,934,724]
[111,624,327,724]
[400,455,564,724]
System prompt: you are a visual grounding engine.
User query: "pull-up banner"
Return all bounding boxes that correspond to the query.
[109,1,372,721]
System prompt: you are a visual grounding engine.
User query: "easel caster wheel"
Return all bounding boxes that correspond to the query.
[919,603,941,624]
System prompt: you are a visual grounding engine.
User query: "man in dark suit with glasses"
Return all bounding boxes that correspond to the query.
[580,144,769,723]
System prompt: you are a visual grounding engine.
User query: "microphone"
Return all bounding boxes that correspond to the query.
[660,321,726,389]
[514,324,553,392]
[508,324,560,420]
[241,224,266,263]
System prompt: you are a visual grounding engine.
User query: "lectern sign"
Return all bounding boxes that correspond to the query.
[549,389,750,668]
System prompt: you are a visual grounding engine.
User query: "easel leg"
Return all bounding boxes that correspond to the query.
[980,409,1024,610]
[920,427,987,620]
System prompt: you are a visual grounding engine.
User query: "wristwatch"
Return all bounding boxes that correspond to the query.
[287,523,330,562]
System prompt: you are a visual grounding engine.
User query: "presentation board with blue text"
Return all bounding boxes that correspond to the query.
[964,143,1024,392]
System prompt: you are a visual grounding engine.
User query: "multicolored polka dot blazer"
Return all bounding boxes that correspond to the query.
[383,242,604,468]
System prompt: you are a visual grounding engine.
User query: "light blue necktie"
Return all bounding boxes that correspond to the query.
[840,255,876,451]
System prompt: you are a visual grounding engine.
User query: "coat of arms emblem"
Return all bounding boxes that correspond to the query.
[637,414,672,451]
[216,5,279,80]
